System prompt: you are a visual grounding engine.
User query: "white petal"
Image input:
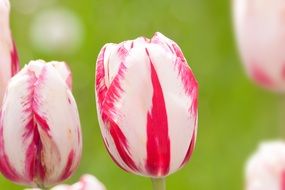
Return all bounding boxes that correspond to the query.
[49,61,72,89]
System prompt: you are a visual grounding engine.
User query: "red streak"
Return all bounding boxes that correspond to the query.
[24,69,49,182]
[10,41,19,76]
[145,48,170,176]
[250,63,273,87]
[60,150,75,180]
[180,128,196,167]
[102,138,128,172]
[0,117,22,182]
[25,121,45,181]
[109,120,138,171]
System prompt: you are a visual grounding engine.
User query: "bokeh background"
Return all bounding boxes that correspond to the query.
[0,0,280,189]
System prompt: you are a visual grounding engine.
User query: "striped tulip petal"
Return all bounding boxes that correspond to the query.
[246,141,285,190]
[95,32,198,177]
[0,0,19,104]
[0,60,82,187]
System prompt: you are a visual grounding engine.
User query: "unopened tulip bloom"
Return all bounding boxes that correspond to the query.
[95,32,198,186]
[246,141,285,190]
[233,0,285,92]
[51,174,106,190]
[25,174,106,190]
[0,60,82,188]
[0,0,19,104]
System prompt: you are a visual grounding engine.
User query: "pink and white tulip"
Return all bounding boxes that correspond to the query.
[0,0,19,104]
[95,32,198,177]
[51,174,106,190]
[0,60,82,187]
[233,0,285,92]
[246,141,285,190]
[25,174,106,190]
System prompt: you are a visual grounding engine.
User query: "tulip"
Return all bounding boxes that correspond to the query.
[0,60,82,188]
[245,141,285,190]
[0,0,19,104]
[25,174,106,190]
[95,32,198,189]
[51,174,106,190]
[233,0,285,92]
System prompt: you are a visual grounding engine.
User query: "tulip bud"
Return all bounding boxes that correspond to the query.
[0,60,82,188]
[95,32,198,177]
[25,174,106,190]
[0,0,19,104]
[233,0,285,92]
[51,174,106,190]
[246,141,285,190]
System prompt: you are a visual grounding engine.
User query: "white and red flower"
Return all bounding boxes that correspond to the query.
[233,0,285,92]
[51,174,106,190]
[246,141,285,190]
[0,60,82,187]
[0,0,19,104]
[95,32,198,177]
[25,174,106,190]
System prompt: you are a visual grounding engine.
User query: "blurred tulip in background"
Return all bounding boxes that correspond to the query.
[25,174,106,190]
[0,0,19,105]
[233,0,285,92]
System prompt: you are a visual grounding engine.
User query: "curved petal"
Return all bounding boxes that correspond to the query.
[49,61,72,89]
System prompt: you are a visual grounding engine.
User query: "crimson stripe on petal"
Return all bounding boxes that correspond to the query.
[101,62,126,121]
[172,43,198,117]
[109,120,138,171]
[23,69,47,182]
[0,119,22,182]
[102,138,128,172]
[180,128,196,167]
[10,41,19,76]
[60,150,75,180]
[34,113,50,136]
[250,63,274,87]
[96,46,137,172]
[23,66,53,183]
[96,47,108,112]
[145,48,170,176]
[25,121,45,181]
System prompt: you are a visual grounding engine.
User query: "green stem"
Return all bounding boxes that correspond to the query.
[151,178,166,190]
[278,95,285,138]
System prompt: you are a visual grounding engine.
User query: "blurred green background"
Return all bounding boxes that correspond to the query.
[0,0,281,189]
